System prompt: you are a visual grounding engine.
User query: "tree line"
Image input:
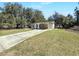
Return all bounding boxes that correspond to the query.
[48,12,76,28]
[48,3,79,29]
[0,2,45,29]
[0,2,79,29]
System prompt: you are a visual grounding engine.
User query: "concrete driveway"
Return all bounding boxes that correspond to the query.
[0,29,48,52]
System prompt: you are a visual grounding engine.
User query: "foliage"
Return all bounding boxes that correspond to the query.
[62,14,76,28]
[31,10,46,23]
[0,2,46,29]
[0,2,78,29]
[74,7,79,25]
[48,12,76,28]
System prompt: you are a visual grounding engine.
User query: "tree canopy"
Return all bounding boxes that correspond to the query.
[48,12,75,28]
[0,2,79,29]
[0,2,46,29]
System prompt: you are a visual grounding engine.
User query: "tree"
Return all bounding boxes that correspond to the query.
[0,2,46,29]
[48,12,75,28]
[31,9,45,23]
[52,12,64,28]
[23,8,34,24]
[74,7,79,25]
[62,14,75,28]
[0,2,27,28]
[4,3,24,28]
[48,16,54,21]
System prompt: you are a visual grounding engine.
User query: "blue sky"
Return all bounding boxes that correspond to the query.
[0,2,78,19]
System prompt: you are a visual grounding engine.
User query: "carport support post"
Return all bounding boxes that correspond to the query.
[37,23,39,29]
[34,24,36,29]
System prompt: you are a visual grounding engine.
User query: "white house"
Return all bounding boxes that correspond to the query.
[30,21,55,29]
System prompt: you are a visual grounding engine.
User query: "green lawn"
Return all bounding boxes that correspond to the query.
[0,29,79,56]
[0,28,31,36]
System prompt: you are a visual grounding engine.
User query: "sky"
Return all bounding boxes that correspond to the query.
[0,2,79,19]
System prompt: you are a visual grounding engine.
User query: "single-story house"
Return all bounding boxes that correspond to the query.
[30,21,55,29]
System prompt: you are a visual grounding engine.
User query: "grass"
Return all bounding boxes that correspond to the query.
[0,29,79,56]
[0,28,31,36]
